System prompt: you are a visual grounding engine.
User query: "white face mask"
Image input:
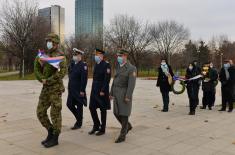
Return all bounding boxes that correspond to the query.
[161,62,166,66]
[73,55,81,62]
[189,66,193,70]
[73,56,78,62]
[47,41,53,50]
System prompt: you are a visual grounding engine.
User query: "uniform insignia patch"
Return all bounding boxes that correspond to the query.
[107,68,111,74]
[84,66,87,70]
[133,72,137,77]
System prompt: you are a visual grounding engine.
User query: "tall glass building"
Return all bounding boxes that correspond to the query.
[75,0,103,37]
[39,5,65,44]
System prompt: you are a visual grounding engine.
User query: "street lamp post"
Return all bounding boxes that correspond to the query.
[220,52,223,69]
[22,47,25,78]
[197,49,200,66]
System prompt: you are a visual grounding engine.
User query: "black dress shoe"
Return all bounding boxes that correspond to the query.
[71,122,82,130]
[96,130,105,136]
[228,109,233,113]
[200,106,206,109]
[218,109,226,112]
[88,128,99,135]
[208,107,212,110]
[161,109,168,112]
[115,137,125,143]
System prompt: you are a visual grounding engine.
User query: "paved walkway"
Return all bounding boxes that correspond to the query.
[0,79,235,155]
[0,71,19,77]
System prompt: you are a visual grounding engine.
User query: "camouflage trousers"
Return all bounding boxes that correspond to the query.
[37,87,62,135]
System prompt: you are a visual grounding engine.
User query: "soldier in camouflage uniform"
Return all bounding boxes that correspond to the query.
[34,33,67,148]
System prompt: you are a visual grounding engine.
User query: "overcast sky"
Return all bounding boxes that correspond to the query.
[3,0,235,40]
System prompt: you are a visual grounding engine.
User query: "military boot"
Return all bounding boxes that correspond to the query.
[44,134,59,148]
[127,123,133,134]
[41,128,53,145]
[115,135,126,143]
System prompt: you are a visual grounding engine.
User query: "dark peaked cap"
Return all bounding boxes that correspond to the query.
[117,49,129,55]
[95,48,106,54]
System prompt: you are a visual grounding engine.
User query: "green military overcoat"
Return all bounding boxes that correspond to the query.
[110,62,137,116]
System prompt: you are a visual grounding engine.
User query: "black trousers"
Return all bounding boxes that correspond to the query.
[202,91,215,108]
[187,86,199,112]
[189,99,198,112]
[89,108,107,132]
[67,96,83,126]
[221,87,234,110]
[161,91,169,110]
[114,114,132,139]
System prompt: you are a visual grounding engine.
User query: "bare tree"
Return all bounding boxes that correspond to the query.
[105,15,154,75]
[0,0,39,77]
[151,20,190,64]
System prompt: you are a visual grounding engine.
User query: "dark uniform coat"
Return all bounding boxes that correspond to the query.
[185,67,201,100]
[202,68,218,92]
[220,66,235,102]
[156,65,174,92]
[110,62,137,116]
[89,60,111,110]
[67,61,88,106]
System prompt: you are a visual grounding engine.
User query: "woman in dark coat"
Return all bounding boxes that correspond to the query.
[185,63,201,115]
[157,58,174,112]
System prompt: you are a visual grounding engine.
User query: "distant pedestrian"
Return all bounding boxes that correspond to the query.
[156,58,174,112]
[201,62,218,110]
[185,63,201,115]
[219,60,235,112]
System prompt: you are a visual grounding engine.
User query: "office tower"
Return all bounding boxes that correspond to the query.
[39,5,65,44]
[75,0,103,37]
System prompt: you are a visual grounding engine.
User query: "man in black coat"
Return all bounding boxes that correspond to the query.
[157,58,174,112]
[67,48,88,130]
[185,63,201,115]
[201,62,218,110]
[89,49,111,136]
[219,60,235,112]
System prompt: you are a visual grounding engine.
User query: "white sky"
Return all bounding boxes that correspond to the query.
[2,0,235,40]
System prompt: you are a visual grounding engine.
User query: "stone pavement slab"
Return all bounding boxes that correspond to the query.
[0,78,235,155]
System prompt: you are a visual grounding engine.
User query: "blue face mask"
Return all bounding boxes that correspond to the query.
[47,42,53,50]
[224,63,230,68]
[117,56,123,65]
[94,56,101,63]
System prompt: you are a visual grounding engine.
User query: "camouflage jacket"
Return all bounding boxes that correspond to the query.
[34,48,67,93]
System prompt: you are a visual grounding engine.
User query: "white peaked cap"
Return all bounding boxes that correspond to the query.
[73,48,85,55]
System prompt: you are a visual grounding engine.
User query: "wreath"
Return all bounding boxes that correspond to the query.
[172,79,186,95]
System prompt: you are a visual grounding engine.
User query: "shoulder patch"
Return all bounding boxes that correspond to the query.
[133,71,137,77]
